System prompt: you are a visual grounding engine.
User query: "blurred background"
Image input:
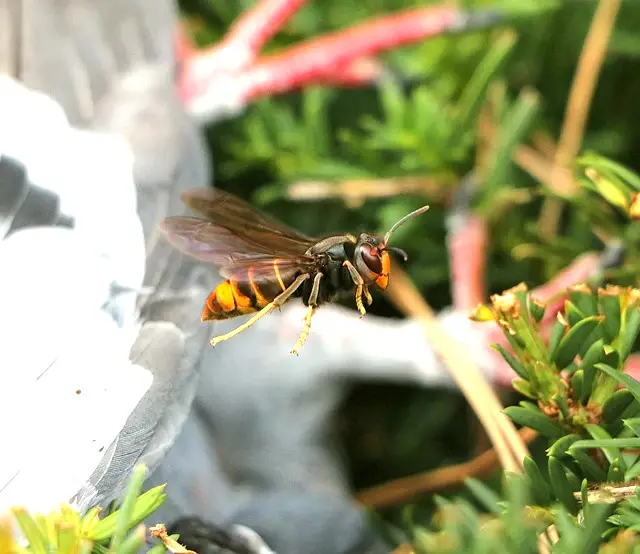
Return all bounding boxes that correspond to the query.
[174,0,640,535]
[6,0,640,550]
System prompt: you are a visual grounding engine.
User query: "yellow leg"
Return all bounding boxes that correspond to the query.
[290,272,323,355]
[290,305,317,356]
[363,285,373,306]
[343,260,370,317]
[210,273,310,347]
[354,285,367,317]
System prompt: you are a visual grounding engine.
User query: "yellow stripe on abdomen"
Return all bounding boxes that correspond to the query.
[248,268,272,309]
[273,259,286,292]
[215,281,236,311]
[230,279,255,314]
[201,280,258,321]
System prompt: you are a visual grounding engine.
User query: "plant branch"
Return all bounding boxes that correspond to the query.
[356,428,537,508]
[284,175,453,207]
[384,266,530,475]
[540,0,622,237]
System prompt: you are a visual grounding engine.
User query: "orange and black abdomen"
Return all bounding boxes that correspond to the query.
[201,262,298,321]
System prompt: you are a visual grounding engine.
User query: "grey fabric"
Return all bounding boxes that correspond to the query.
[9,183,60,231]
[0,154,73,237]
[0,0,214,509]
[167,492,391,554]
[143,302,480,551]
[0,0,176,125]
[227,491,389,554]
[85,322,186,498]
[0,155,29,237]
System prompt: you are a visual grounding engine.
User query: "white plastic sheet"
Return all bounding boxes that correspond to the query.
[0,77,151,516]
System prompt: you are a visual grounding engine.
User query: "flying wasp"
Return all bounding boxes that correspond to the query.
[160,188,429,355]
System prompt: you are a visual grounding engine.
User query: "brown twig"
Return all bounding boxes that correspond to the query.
[285,174,453,207]
[538,524,560,554]
[531,131,558,160]
[515,144,562,191]
[478,109,578,198]
[384,266,530,476]
[540,0,622,238]
[356,428,537,508]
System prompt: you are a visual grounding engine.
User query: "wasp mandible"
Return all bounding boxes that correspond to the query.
[160,188,429,355]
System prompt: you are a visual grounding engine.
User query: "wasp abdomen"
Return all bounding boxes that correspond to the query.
[202,280,254,321]
[201,264,297,321]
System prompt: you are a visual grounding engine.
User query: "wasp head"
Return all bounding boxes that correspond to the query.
[353,234,408,290]
[353,204,430,290]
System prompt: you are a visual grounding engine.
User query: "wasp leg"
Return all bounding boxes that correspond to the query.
[342,260,368,317]
[290,272,323,356]
[363,286,373,306]
[210,273,310,347]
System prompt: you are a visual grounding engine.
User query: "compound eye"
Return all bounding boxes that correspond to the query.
[360,243,382,274]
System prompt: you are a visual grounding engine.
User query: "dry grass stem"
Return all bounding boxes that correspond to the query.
[541,0,622,237]
[554,0,622,170]
[285,175,451,207]
[532,131,558,160]
[538,524,560,554]
[538,533,552,554]
[383,266,530,476]
[480,116,578,201]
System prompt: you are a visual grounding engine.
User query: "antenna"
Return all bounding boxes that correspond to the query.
[382,204,430,246]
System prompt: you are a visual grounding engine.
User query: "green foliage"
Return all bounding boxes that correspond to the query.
[389,278,640,552]
[184,0,640,293]
[12,1,640,551]
[1,466,175,554]
[178,0,640,550]
[221,29,533,189]
[394,169,640,549]
[476,282,640,424]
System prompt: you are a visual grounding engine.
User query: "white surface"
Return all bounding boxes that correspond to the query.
[0,76,150,516]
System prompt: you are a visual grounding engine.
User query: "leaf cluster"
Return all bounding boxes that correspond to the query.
[0,466,176,554]
[385,277,640,553]
[397,154,640,551]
